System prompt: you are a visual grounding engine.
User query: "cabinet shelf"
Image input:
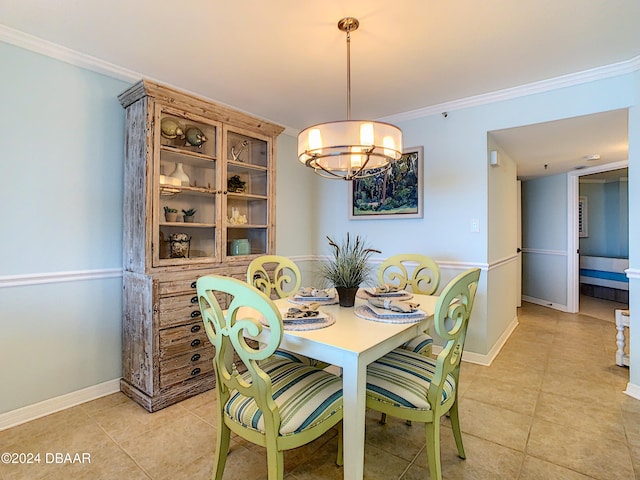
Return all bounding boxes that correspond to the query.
[161,185,218,197]
[227,159,267,172]
[160,222,216,228]
[161,145,216,164]
[228,224,268,229]
[227,192,267,200]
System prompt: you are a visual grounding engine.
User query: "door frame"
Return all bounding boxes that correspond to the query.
[566,160,628,313]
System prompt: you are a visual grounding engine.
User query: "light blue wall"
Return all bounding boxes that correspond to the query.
[579,179,629,257]
[0,42,130,413]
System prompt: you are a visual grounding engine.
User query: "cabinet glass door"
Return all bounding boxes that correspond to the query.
[224,127,271,259]
[154,107,221,266]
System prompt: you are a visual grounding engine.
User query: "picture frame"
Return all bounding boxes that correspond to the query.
[348,146,423,219]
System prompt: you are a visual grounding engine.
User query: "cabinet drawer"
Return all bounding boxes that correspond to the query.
[158,278,199,296]
[159,322,209,359]
[158,294,201,329]
[159,347,214,389]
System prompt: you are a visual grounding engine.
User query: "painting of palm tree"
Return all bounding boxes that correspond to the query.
[349,146,423,219]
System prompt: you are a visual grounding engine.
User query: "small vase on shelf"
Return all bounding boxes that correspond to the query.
[168,162,190,186]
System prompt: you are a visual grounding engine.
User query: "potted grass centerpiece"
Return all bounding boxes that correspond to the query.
[320,233,381,307]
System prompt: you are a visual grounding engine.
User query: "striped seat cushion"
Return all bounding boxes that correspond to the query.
[271,349,315,364]
[271,349,329,368]
[225,359,342,436]
[366,349,456,411]
[399,334,433,355]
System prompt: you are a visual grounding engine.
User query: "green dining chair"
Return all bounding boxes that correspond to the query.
[247,255,329,368]
[197,275,343,480]
[378,254,441,357]
[366,268,481,480]
[248,255,302,300]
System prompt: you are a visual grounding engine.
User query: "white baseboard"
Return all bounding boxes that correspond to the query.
[625,382,640,400]
[432,314,519,366]
[521,295,568,312]
[0,379,121,431]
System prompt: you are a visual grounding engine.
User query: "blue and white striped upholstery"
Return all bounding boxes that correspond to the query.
[270,350,328,368]
[225,358,343,436]
[399,333,433,355]
[366,349,456,411]
[270,349,315,364]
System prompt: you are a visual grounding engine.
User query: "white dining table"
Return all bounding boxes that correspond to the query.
[251,291,439,480]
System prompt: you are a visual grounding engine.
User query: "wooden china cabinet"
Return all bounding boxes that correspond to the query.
[118,80,284,411]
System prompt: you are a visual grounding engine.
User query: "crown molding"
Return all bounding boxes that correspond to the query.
[380,55,640,123]
[0,24,299,135]
[0,24,141,83]
[3,23,638,133]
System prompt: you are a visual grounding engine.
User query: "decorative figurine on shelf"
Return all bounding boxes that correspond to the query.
[228,207,247,225]
[169,233,191,258]
[231,140,249,162]
[182,208,197,223]
[185,127,207,148]
[227,174,246,193]
[161,118,185,140]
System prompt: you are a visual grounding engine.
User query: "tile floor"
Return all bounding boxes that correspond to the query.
[1,299,637,480]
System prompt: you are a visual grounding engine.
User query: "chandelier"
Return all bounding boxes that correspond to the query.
[297,17,403,180]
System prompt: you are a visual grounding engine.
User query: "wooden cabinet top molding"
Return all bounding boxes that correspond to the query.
[119,79,284,138]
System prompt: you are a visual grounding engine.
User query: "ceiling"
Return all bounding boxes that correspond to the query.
[490,109,629,180]
[1,0,638,177]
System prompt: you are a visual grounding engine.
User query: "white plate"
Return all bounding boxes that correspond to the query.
[365,288,410,297]
[280,307,328,323]
[367,304,425,317]
[293,288,337,301]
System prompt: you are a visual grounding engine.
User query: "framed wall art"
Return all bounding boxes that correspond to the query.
[348,146,423,219]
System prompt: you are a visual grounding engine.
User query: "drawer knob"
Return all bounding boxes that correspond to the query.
[191,281,197,289]
[191,353,201,362]
[190,324,201,333]
[191,296,198,304]
[191,310,201,318]
[191,339,201,348]
[191,367,201,376]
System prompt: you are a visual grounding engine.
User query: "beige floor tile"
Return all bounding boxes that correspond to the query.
[457,398,532,452]
[408,429,524,479]
[462,377,539,416]
[489,347,550,372]
[541,371,620,407]
[80,392,132,417]
[544,355,617,384]
[116,411,216,479]
[40,440,151,480]
[364,411,426,462]
[478,362,545,390]
[526,418,635,479]
[518,455,594,479]
[534,391,625,442]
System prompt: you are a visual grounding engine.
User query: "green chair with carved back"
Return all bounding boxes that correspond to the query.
[248,255,302,300]
[365,268,481,480]
[197,275,343,480]
[248,255,329,368]
[378,254,441,357]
